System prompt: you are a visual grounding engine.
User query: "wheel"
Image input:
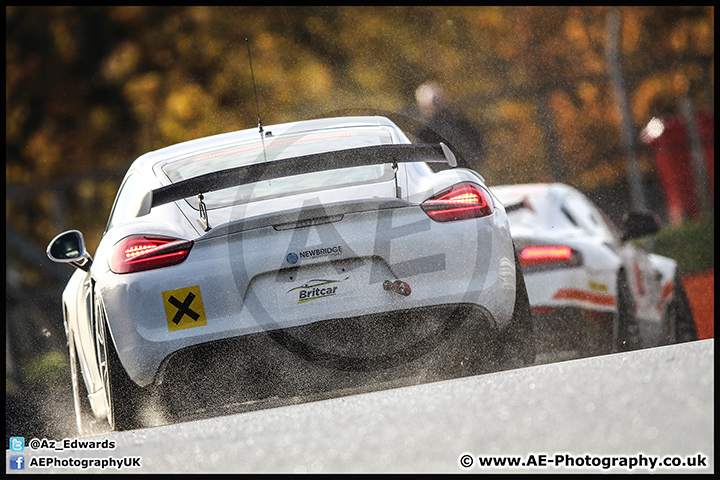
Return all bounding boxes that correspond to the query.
[94,294,148,431]
[666,272,698,344]
[497,250,536,369]
[67,328,92,436]
[615,271,641,352]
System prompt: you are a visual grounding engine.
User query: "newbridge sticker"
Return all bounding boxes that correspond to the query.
[286,245,343,264]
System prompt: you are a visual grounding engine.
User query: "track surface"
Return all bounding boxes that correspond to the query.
[7,339,713,473]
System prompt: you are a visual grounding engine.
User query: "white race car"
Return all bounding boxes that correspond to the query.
[47,116,534,432]
[490,182,697,358]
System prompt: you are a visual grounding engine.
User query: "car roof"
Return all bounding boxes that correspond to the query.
[491,183,582,235]
[491,182,577,205]
[492,182,621,242]
[129,116,404,175]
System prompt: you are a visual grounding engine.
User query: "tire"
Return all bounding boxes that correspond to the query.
[94,294,148,431]
[666,273,698,344]
[497,251,536,369]
[615,271,641,352]
[67,330,93,436]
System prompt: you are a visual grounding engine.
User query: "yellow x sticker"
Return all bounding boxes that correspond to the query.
[162,285,207,332]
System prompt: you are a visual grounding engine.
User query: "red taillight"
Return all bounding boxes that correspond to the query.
[110,235,193,274]
[421,182,493,222]
[519,245,580,269]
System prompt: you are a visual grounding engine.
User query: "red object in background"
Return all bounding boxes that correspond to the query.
[682,269,714,340]
[642,110,714,225]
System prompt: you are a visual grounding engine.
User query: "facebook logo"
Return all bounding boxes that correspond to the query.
[10,455,25,470]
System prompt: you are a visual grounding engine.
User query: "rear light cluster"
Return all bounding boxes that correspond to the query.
[421,182,493,222]
[110,235,194,274]
[518,245,581,270]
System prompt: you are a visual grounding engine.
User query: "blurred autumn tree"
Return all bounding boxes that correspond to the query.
[6,5,714,272]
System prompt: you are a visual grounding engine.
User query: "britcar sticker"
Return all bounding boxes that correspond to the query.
[287,277,349,304]
[162,285,207,331]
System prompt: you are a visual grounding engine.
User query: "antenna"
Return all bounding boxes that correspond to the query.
[245,37,268,166]
[246,38,263,134]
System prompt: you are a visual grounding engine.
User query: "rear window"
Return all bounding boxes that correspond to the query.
[162,128,394,209]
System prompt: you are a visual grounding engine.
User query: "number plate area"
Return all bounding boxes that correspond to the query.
[244,257,407,329]
[241,255,473,362]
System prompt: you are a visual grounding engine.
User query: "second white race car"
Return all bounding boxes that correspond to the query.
[490,182,697,358]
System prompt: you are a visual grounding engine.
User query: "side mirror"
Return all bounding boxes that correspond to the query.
[46,230,93,271]
[621,211,661,242]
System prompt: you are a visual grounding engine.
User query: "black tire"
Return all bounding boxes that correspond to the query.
[497,251,536,369]
[67,330,93,436]
[95,295,148,431]
[667,273,698,344]
[615,271,642,352]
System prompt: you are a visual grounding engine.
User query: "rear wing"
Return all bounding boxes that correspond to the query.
[136,143,457,216]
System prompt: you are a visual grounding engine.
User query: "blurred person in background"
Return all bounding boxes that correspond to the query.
[413,81,485,172]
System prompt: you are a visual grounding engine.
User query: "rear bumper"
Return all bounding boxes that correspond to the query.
[103,202,517,387]
[153,303,499,413]
[524,269,617,313]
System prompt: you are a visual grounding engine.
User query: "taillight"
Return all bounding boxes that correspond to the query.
[110,235,194,274]
[421,182,493,222]
[518,245,581,269]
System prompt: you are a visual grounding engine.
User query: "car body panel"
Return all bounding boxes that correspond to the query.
[100,197,515,386]
[491,182,679,351]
